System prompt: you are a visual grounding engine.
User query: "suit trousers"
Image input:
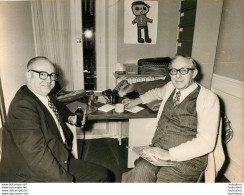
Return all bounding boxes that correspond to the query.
[69,158,111,182]
[122,157,203,183]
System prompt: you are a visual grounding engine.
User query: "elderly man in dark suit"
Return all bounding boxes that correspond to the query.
[0,56,110,182]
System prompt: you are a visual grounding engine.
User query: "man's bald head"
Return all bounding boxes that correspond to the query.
[26,56,56,96]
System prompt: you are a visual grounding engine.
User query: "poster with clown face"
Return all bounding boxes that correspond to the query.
[124,0,158,44]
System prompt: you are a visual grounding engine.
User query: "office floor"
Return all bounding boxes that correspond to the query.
[77,138,230,183]
[78,138,129,182]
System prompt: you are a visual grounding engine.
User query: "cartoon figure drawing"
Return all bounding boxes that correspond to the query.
[131,1,153,43]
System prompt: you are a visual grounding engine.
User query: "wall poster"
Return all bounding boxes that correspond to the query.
[124,0,158,44]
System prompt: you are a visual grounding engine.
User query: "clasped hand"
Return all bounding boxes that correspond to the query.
[142,147,170,161]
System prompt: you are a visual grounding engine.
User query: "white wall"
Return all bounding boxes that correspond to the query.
[0,1,35,112]
[210,0,244,182]
[192,0,223,89]
[213,0,244,82]
[211,74,244,182]
[117,0,179,64]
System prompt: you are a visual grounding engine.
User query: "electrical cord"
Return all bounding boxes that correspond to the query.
[80,125,86,160]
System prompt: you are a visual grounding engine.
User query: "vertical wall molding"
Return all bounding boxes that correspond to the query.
[96,0,106,91]
[70,0,84,90]
[192,0,223,88]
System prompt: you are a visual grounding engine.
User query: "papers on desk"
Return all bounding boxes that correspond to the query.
[98,104,115,112]
[98,104,144,113]
[125,106,144,113]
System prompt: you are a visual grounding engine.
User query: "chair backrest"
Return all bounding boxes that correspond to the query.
[222,114,234,144]
[199,113,234,182]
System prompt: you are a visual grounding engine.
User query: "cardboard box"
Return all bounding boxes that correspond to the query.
[123,64,138,75]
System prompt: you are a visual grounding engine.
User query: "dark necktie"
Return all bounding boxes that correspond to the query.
[173,91,181,107]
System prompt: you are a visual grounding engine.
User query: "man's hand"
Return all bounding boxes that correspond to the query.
[142,147,170,161]
[68,115,77,125]
[122,97,142,109]
[81,108,86,128]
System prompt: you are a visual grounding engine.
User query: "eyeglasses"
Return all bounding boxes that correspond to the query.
[28,69,59,81]
[169,68,195,75]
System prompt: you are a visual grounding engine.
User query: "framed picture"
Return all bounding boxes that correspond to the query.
[124,0,158,44]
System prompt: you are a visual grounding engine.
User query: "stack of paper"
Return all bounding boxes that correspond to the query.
[98,104,115,112]
[125,106,144,113]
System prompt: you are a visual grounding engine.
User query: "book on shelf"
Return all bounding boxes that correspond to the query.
[132,145,176,167]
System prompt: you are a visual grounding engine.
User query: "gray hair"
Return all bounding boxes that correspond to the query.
[169,55,197,69]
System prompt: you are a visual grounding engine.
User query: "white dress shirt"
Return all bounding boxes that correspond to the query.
[173,82,198,104]
[28,87,66,143]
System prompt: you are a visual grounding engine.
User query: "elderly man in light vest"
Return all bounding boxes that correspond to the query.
[122,55,224,182]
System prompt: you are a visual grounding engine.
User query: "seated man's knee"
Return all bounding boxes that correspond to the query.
[97,167,113,182]
[134,157,154,170]
[122,158,159,182]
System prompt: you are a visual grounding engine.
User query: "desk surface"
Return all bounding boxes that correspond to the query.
[86,102,157,120]
[66,101,157,120]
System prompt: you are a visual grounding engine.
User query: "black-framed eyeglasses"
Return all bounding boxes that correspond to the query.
[169,68,195,75]
[28,69,59,81]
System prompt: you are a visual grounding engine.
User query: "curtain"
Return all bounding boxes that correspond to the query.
[30,0,74,90]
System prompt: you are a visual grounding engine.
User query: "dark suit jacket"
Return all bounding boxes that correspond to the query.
[0,85,75,182]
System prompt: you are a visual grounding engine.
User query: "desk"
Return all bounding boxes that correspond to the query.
[67,101,158,167]
[86,102,157,120]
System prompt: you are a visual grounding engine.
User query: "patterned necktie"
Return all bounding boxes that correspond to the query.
[173,91,181,107]
[47,97,61,124]
[47,97,70,149]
